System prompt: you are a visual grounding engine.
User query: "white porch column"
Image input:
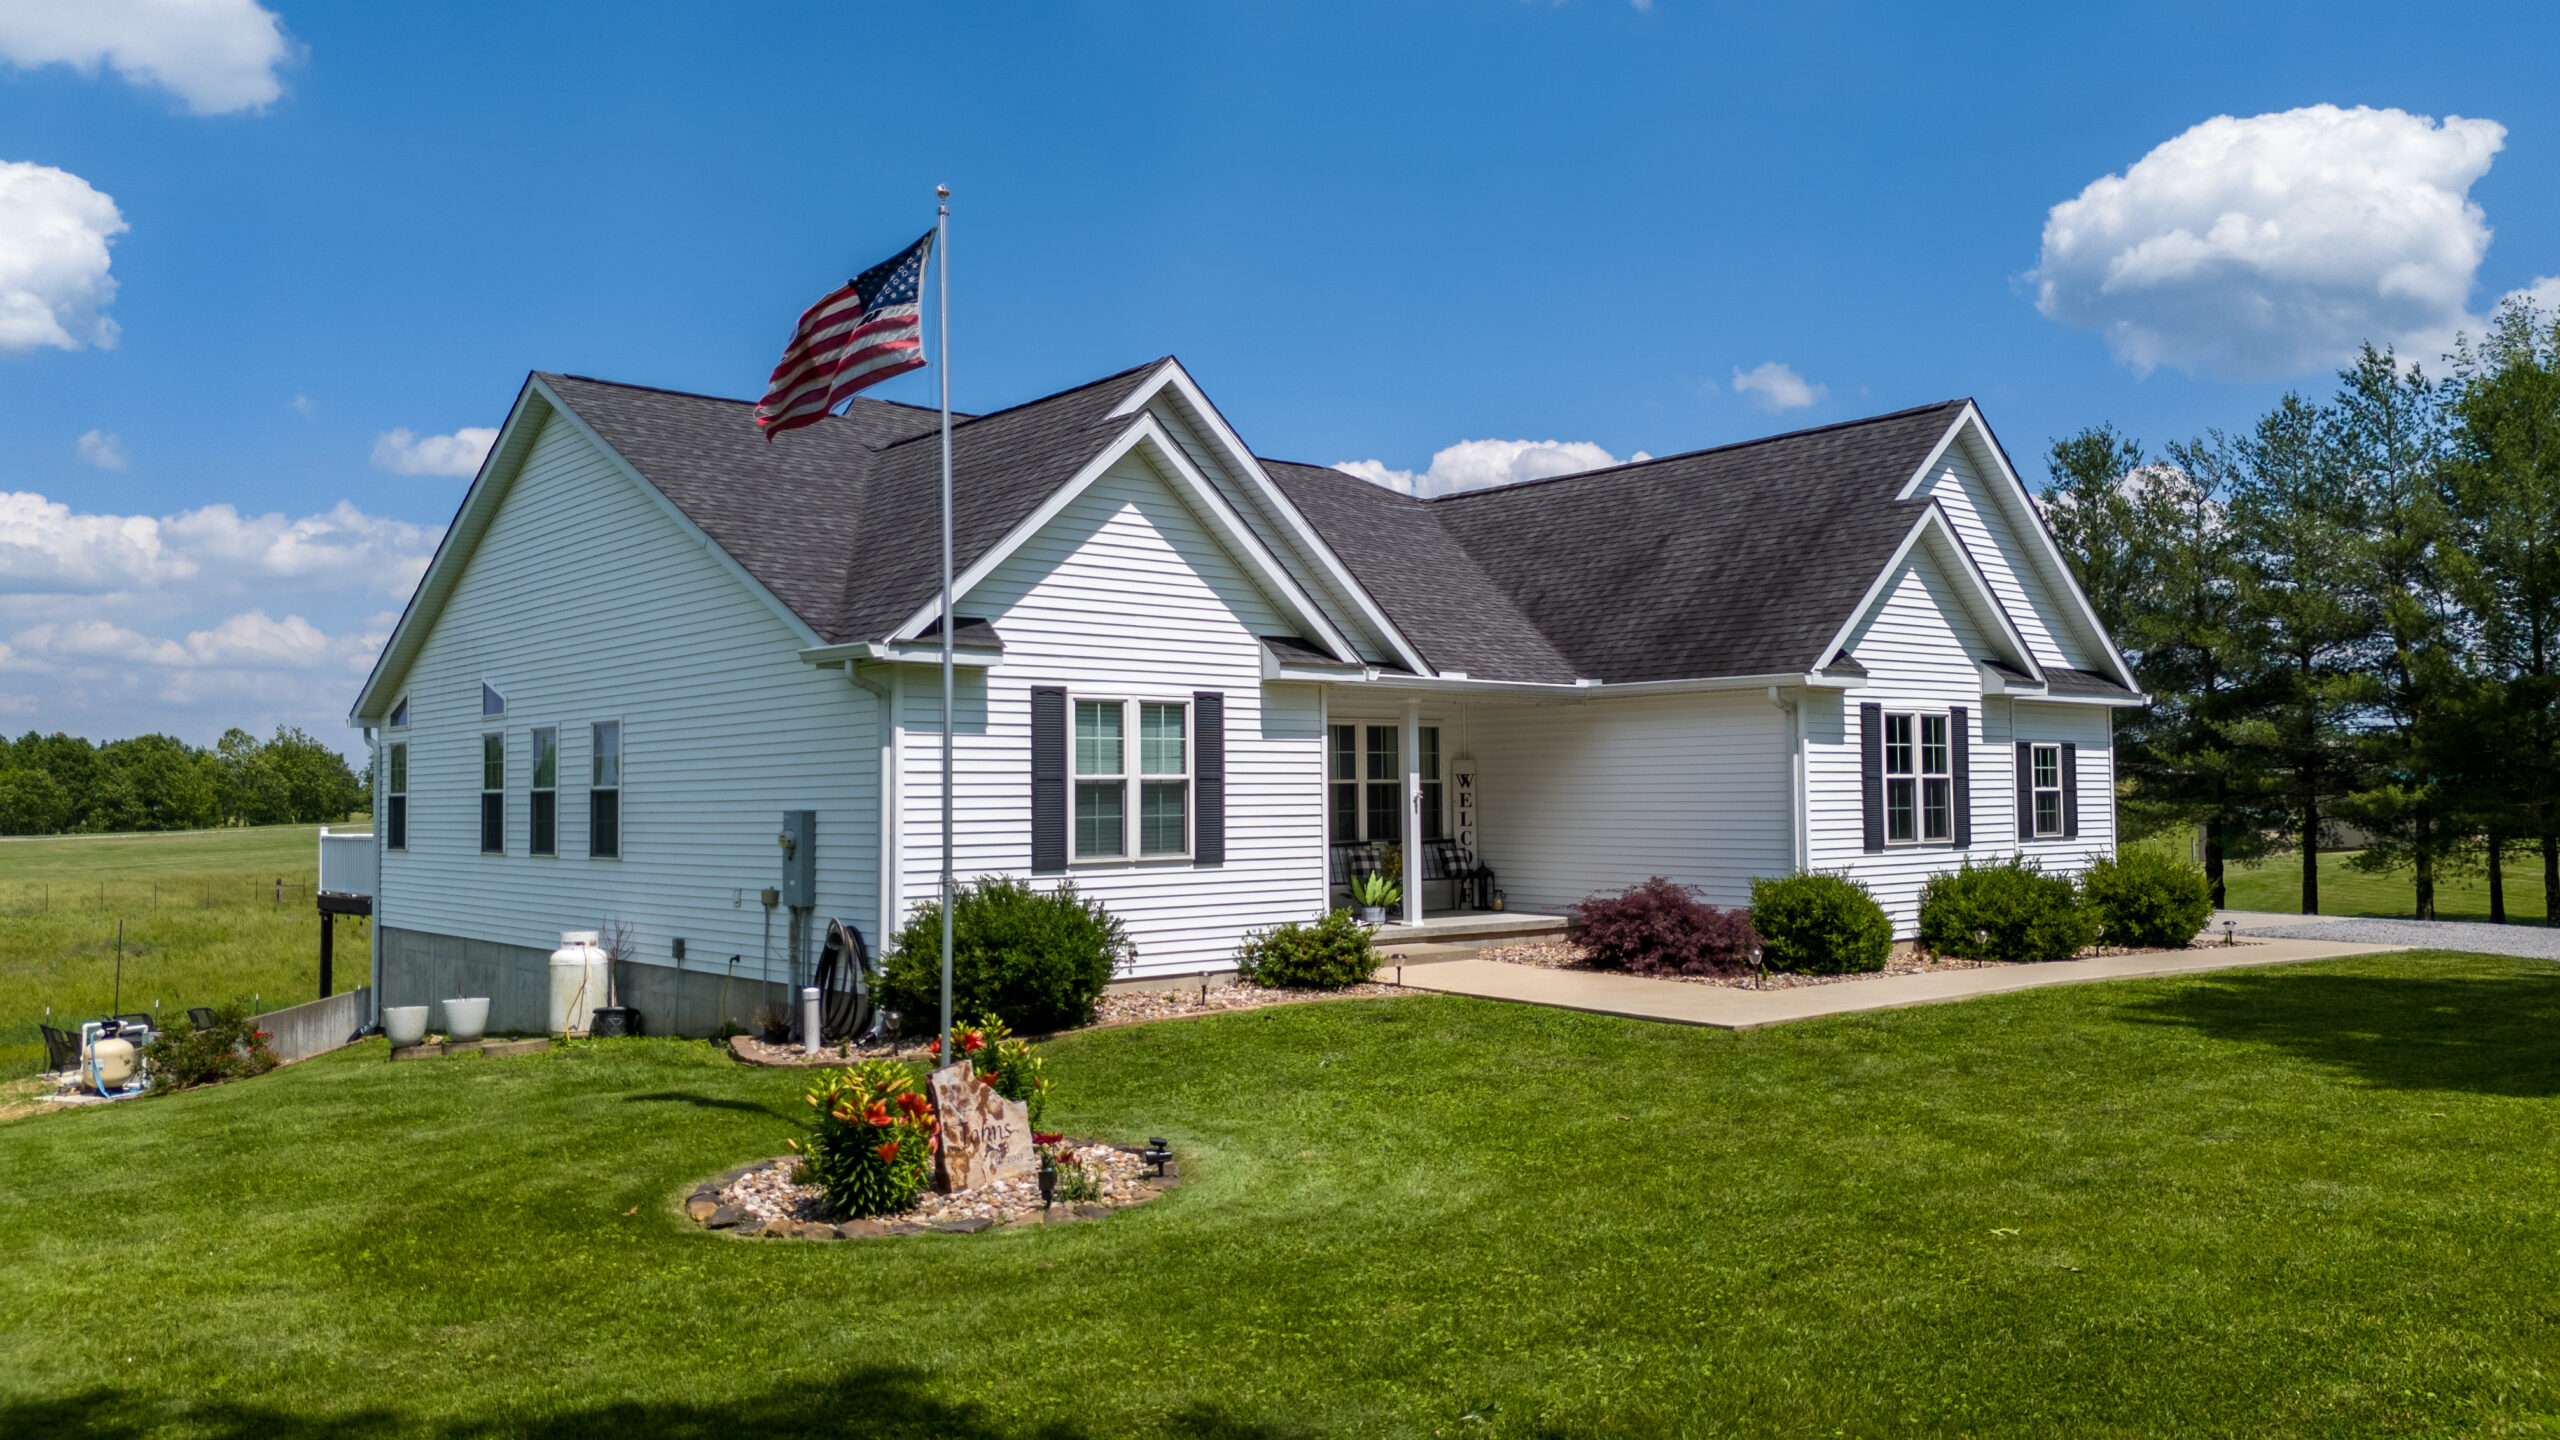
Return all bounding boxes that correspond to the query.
[1402,699,1423,926]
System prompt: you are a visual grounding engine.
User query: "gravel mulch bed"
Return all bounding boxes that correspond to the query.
[1091,980,1398,1025]
[1480,937,2262,989]
[708,1142,1160,1233]
[2232,916,2560,958]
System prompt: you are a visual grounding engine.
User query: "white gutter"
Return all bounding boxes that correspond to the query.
[1350,669,1866,697]
[803,641,1002,668]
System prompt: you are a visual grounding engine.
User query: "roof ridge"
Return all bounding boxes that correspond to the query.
[1413,399,1972,504]
[873,357,1171,453]
[542,371,955,419]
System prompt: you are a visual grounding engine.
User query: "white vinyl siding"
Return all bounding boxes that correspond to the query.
[1455,688,1792,914]
[891,453,1326,976]
[377,413,880,988]
[1909,440,2109,675]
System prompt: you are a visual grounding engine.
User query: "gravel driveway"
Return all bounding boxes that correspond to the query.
[2232,915,2560,959]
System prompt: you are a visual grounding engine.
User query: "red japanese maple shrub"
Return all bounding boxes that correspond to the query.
[1568,877,1760,976]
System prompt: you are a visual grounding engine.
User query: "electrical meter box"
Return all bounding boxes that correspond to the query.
[779,810,817,907]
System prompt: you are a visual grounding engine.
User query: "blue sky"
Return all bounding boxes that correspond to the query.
[5,0,2558,753]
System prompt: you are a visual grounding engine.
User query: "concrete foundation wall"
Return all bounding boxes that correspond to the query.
[382,926,789,1038]
[251,987,372,1063]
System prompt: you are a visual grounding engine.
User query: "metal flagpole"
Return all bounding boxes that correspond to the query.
[935,184,955,1064]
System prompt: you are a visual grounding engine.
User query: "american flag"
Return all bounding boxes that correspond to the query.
[754,231,934,438]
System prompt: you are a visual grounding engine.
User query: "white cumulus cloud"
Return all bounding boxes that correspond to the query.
[1334,438,1646,499]
[371,426,498,478]
[1729,361,1827,412]
[76,428,127,470]
[0,0,297,115]
[2031,104,2507,380]
[0,159,125,353]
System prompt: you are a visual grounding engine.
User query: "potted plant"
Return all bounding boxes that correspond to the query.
[1350,870,1401,926]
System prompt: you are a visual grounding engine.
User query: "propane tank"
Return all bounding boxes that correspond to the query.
[548,930,610,1036]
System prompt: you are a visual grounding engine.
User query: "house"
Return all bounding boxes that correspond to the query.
[347,357,2141,1035]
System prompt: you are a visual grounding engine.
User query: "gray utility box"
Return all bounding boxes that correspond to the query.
[779,810,817,908]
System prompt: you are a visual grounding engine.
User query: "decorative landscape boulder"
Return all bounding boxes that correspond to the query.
[928,1059,1035,1191]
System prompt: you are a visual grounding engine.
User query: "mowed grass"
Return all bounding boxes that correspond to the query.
[2220,848,2551,922]
[0,826,365,1076]
[3,952,2557,1438]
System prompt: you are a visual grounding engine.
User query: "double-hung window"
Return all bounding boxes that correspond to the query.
[2031,743,2063,837]
[479,734,505,854]
[1883,712,1954,845]
[1075,699,1192,860]
[589,721,621,858]
[1364,725,1401,843]
[386,741,408,851]
[1138,702,1189,857]
[1074,701,1125,859]
[529,726,558,856]
[1327,722,1445,844]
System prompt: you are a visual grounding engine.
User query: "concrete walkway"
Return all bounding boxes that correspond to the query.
[1378,935,2409,1031]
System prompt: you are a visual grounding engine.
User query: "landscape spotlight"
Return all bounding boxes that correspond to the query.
[1142,1138,1172,1177]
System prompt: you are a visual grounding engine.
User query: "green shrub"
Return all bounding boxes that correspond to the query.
[881,877,1125,1035]
[140,1000,278,1093]
[1916,857,2099,962]
[1236,908,1377,989]
[2080,849,2213,949]
[790,1060,935,1218]
[931,1012,1051,1126]
[1749,872,1893,974]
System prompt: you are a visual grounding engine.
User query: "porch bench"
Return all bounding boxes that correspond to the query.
[1327,840,1495,912]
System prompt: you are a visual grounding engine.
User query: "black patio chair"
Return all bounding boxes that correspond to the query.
[40,1024,80,1073]
[188,1007,216,1030]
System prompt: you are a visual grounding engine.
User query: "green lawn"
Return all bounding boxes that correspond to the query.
[0,826,364,1076]
[2220,849,2549,922]
[3,952,2556,1437]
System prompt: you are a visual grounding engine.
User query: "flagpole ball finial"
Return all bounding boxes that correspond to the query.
[936,183,950,199]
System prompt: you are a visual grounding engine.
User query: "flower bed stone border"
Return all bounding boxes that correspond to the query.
[679,1142,1181,1239]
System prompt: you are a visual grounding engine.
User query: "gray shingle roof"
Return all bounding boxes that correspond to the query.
[540,363,1159,645]
[1265,402,1970,684]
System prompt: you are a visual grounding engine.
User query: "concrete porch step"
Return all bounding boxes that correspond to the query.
[1374,913,1568,946]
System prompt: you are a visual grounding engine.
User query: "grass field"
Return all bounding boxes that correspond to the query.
[2220,848,2552,922]
[3,951,2556,1437]
[0,826,366,1077]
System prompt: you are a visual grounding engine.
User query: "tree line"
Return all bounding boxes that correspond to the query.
[2047,295,2560,920]
[0,726,368,835]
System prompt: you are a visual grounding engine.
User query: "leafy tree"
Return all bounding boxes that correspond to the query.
[0,767,71,834]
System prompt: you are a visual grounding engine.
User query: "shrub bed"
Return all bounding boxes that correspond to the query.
[929,1012,1052,1126]
[881,877,1125,1035]
[1568,876,1759,976]
[1236,907,1376,989]
[1749,872,1892,974]
[139,1000,278,1092]
[790,1059,937,1218]
[2081,849,2213,949]
[1916,857,2098,962]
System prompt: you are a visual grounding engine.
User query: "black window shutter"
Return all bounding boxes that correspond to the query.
[1951,706,1971,849]
[1859,703,1884,854]
[1193,691,1225,867]
[2015,742,2033,840]
[1030,686,1066,873]
[2062,742,2079,838]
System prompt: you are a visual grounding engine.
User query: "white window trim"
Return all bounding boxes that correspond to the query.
[588,716,624,861]
[528,723,559,859]
[1882,709,1954,847]
[1070,694,1195,866]
[1327,717,1450,847]
[2030,741,2065,839]
[480,730,506,856]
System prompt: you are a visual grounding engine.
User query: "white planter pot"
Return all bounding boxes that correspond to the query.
[440,997,490,1044]
[1359,905,1387,926]
[383,1005,430,1048]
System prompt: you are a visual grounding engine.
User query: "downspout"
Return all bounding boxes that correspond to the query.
[849,664,899,963]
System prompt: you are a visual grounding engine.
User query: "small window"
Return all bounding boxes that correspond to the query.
[1074,700,1124,859]
[589,721,621,858]
[529,726,558,857]
[386,742,408,851]
[481,683,505,718]
[2032,743,2063,838]
[480,734,505,854]
[1328,725,1358,843]
[1420,726,1444,843]
[1138,701,1188,857]
[388,698,408,728]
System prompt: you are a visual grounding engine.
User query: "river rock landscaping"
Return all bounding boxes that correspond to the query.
[1479,937,2261,988]
[684,1140,1172,1237]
